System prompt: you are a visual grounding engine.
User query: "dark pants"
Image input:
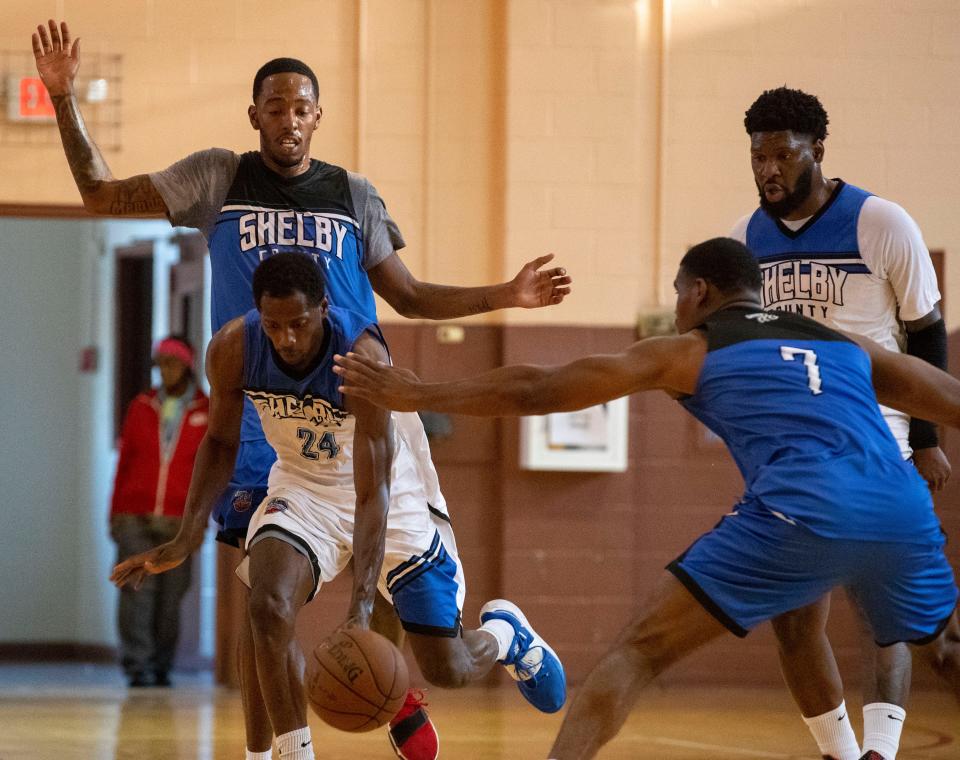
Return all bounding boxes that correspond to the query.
[111,514,193,677]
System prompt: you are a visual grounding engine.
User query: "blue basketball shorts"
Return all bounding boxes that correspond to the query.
[212,438,275,546]
[385,513,466,637]
[668,506,957,646]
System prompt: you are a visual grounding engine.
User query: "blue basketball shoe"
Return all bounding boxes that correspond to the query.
[480,599,566,713]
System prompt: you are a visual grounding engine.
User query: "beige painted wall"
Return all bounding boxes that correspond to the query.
[3,1,358,201]
[502,0,663,325]
[4,0,960,325]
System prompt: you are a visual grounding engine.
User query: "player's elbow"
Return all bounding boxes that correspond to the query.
[378,281,425,319]
[81,196,109,215]
[385,279,447,320]
[392,300,422,319]
[509,370,556,415]
[354,493,389,530]
[947,405,960,432]
[513,384,543,414]
[79,186,113,215]
[206,432,239,461]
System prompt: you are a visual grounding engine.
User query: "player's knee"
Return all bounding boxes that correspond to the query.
[577,672,629,720]
[772,610,823,652]
[619,628,678,678]
[247,587,296,637]
[919,632,960,676]
[922,647,947,677]
[417,657,470,689]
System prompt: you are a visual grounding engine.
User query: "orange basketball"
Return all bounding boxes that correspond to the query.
[307,628,410,732]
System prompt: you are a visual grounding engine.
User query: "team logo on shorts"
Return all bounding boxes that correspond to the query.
[264,498,290,515]
[231,490,253,514]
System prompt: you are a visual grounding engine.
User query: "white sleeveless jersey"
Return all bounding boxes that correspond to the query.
[242,306,375,515]
[242,307,437,528]
[246,387,357,501]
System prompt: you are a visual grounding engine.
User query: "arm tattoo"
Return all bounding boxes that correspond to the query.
[52,95,166,215]
[467,297,493,315]
[52,94,112,196]
[106,175,167,215]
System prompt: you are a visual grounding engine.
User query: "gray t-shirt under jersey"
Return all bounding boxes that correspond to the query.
[149,148,404,270]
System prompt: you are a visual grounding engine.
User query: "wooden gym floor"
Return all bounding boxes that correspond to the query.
[0,664,955,760]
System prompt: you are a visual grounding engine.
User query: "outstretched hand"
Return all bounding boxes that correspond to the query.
[333,353,422,411]
[509,254,572,309]
[32,20,80,97]
[109,539,194,590]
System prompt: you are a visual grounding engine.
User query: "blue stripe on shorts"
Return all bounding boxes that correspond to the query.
[387,530,462,637]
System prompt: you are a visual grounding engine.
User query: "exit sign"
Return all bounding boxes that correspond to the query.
[7,76,56,121]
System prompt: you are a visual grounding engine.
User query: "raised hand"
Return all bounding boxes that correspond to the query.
[509,254,572,309]
[32,19,80,97]
[333,353,422,411]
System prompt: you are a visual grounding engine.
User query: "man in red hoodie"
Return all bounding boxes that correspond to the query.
[109,336,209,687]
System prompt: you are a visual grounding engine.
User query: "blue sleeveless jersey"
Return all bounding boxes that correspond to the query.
[209,153,377,330]
[680,307,941,544]
[242,305,382,428]
[746,181,871,317]
[208,153,378,442]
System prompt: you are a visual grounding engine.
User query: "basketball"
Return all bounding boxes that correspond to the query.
[307,628,409,732]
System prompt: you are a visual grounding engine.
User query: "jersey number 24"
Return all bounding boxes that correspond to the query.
[297,427,341,459]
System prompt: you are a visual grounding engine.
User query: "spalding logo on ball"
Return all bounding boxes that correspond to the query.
[325,637,363,683]
[307,628,410,733]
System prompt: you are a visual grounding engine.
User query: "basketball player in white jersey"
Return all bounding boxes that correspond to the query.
[730,86,959,760]
[112,254,567,760]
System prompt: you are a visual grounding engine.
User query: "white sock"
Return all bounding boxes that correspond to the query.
[246,751,272,760]
[275,727,314,760]
[863,702,905,760]
[801,701,861,760]
[480,619,515,661]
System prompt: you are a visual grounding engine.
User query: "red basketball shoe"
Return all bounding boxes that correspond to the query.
[859,753,887,760]
[388,689,439,760]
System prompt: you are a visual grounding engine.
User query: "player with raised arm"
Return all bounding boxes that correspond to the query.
[33,18,571,760]
[334,237,960,760]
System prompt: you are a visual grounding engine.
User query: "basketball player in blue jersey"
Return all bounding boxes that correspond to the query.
[333,237,960,760]
[113,253,567,760]
[34,18,570,760]
[729,86,960,760]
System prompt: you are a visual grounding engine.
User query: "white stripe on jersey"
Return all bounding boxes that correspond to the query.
[220,204,360,228]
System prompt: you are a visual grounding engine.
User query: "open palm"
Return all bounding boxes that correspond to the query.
[31,19,80,97]
[510,254,572,308]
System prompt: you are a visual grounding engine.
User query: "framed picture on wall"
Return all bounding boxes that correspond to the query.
[520,397,629,472]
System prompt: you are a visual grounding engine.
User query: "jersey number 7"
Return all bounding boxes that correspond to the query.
[780,346,823,395]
